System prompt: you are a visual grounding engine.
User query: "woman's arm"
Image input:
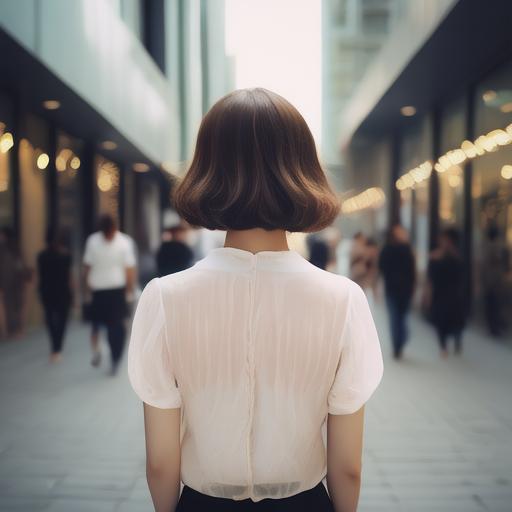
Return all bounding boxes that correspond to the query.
[143,403,182,512]
[326,406,365,512]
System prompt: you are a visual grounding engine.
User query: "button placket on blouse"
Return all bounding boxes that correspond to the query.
[245,254,257,498]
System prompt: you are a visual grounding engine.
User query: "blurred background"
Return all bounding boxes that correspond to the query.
[0,1,511,511]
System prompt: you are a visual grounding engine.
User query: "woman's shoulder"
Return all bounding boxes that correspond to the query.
[299,268,363,305]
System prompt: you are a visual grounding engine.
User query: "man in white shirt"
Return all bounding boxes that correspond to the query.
[83,214,137,375]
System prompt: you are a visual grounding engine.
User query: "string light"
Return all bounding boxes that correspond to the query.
[501,165,512,180]
[0,132,14,153]
[397,123,512,190]
[395,161,432,190]
[70,156,81,170]
[37,153,50,170]
[342,187,385,215]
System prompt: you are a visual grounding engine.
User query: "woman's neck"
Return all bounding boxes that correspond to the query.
[224,228,289,254]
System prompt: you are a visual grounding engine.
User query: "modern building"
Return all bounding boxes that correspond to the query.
[335,0,512,324]
[321,0,402,176]
[0,0,231,328]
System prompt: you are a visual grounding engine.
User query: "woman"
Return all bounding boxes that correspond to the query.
[128,88,384,512]
[37,228,73,362]
[427,228,466,357]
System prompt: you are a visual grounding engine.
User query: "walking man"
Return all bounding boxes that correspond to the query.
[379,224,416,360]
[83,214,136,375]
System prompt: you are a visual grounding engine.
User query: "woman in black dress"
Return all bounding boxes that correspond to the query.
[37,228,73,363]
[427,227,466,357]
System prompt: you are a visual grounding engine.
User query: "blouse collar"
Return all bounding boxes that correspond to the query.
[194,246,315,273]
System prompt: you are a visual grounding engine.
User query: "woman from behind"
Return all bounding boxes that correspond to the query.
[427,227,467,357]
[127,88,384,512]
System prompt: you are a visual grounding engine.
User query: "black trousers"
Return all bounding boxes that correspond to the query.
[175,482,334,512]
[436,326,463,352]
[385,294,410,358]
[42,301,70,353]
[91,288,127,366]
[107,321,126,366]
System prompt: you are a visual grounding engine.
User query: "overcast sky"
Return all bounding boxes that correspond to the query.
[225,0,322,145]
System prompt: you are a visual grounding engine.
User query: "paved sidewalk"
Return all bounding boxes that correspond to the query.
[362,306,512,512]
[0,307,511,512]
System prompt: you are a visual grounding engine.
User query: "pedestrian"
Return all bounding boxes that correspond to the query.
[379,224,416,360]
[364,237,380,302]
[156,222,194,277]
[83,214,136,375]
[349,231,368,287]
[37,227,73,363]
[426,228,466,357]
[127,88,383,511]
[307,234,330,270]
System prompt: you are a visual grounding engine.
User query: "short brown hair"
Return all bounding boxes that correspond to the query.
[172,88,340,232]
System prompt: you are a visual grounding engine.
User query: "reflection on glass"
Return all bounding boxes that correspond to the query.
[473,61,512,337]
[96,156,120,221]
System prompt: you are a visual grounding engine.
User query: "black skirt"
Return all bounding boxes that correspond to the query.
[175,481,334,511]
[90,288,128,324]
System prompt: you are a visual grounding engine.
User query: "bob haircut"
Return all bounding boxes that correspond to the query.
[172,88,340,233]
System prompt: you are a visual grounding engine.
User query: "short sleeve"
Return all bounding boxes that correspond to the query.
[123,237,136,267]
[83,236,94,266]
[127,278,182,409]
[327,282,384,415]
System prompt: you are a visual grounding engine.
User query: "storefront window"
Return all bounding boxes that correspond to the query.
[57,132,83,292]
[0,121,14,228]
[96,156,120,221]
[438,96,466,227]
[0,91,15,228]
[19,114,49,325]
[399,115,432,273]
[473,61,512,334]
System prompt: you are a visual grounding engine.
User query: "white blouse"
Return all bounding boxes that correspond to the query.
[127,247,383,502]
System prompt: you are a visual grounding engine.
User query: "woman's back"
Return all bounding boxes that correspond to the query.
[128,246,383,502]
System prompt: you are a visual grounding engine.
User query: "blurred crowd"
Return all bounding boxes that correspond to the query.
[306,223,511,361]
[0,217,510,372]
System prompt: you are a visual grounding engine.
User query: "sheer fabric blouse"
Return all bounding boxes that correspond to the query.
[128,247,383,502]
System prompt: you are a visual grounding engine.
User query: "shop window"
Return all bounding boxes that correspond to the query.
[96,156,121,222]
[56,132,83,297]
[473,61,512,332]
[399,115,432,273]
[438,96,466,229]
[18,114,50,326]
[0,122,14,228]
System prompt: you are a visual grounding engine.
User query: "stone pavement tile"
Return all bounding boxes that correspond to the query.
[358,492,400,512]
[44,498,118,512]
[0,476,58,497]
[0,496,51,512]
[52,475,135,493]
[479,497,512,512]
[48,483,128,502]
[395,497,484,512]
[116,499,152,512]
[0,458,67,479]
